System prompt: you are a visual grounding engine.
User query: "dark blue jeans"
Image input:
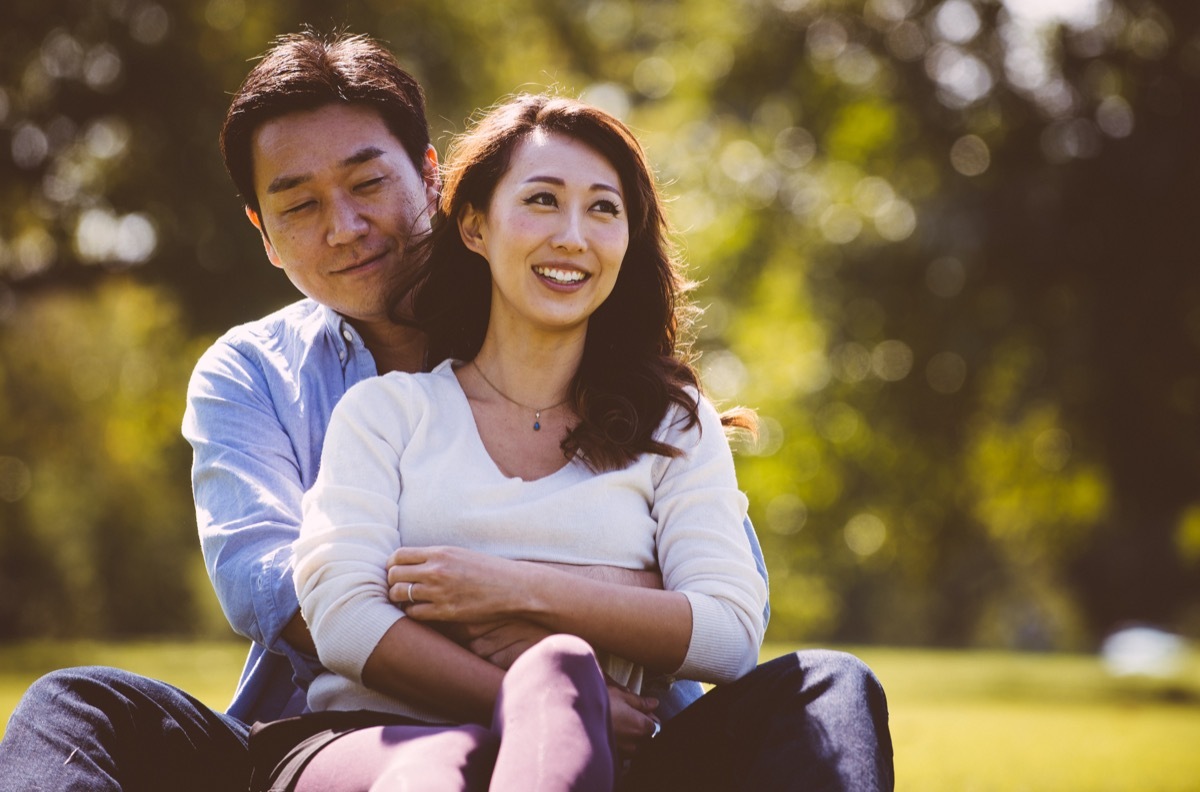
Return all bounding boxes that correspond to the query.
[0,666,250,792]
[622,650,894,792]
[0,650,891,791]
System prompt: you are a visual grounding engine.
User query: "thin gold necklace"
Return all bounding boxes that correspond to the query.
[471,359,570,431]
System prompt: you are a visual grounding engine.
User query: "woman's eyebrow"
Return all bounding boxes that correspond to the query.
[522,175,622,195]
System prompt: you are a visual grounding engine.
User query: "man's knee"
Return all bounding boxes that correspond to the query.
[791,649,886,695]
[11,666,130,722]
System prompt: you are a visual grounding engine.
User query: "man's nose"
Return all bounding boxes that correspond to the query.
[326,195,369,246]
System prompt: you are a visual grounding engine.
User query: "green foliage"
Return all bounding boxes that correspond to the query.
[1,0,1199,647]
[0,280,218,637]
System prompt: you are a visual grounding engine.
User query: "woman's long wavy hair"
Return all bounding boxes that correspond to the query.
[391,93,751,471]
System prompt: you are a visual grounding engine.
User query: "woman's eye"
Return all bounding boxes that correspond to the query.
[523,192,557,207]
[593,199,621,216]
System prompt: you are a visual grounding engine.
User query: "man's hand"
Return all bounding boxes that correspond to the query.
[433,620,553,670]
[385,548,666,669]
[607,682,659,758]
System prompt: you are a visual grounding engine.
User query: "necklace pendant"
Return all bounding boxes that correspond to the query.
[533,410,541,431]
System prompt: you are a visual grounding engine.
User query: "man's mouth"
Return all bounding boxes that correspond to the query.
[338,251,387,273]
[533,265,589,285]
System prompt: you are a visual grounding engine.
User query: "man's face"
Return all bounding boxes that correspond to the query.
[248,103,438,328]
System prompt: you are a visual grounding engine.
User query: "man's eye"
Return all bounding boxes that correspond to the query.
[523,192,557,207]
[356,177,386,191]
[284,201,315,215]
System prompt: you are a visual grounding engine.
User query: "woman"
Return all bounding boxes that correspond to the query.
[260,94,767,791]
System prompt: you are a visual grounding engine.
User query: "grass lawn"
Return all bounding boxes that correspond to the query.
[3,640,1199,790]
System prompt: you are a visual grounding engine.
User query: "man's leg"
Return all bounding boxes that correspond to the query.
[0,666,250,792]
[622,650,893,792]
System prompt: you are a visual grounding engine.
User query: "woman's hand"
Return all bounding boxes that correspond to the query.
[386,546,531,622]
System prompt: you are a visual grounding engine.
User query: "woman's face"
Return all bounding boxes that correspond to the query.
[459,129,629,338]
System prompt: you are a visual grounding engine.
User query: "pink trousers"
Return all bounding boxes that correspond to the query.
[294,635,615,792]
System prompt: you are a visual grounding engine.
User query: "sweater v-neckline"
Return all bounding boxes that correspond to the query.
[440,361,576,484]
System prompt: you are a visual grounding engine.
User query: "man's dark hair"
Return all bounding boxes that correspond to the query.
[220,30,430,215]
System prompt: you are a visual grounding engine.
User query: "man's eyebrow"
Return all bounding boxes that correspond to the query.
[266,147,388,195]
[522,175,622,195]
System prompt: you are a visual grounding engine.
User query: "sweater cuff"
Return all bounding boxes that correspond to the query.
[314,602,404,684]
[676,591,756,684]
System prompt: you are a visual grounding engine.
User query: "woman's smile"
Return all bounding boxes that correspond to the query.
[460,129,629,335]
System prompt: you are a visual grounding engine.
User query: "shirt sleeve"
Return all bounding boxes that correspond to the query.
[292,377,415,683]
[182,339,319,683]
[652,393,767,684]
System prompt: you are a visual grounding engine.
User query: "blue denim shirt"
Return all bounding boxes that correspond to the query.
[182,298,769,725]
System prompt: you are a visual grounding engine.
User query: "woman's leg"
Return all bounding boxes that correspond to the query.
[294,723,498,792]
[489,634,615,792]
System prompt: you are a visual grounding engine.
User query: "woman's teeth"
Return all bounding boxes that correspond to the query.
[534,266,587,284]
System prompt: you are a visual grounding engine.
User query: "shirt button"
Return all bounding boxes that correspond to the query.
[342,329,353,343]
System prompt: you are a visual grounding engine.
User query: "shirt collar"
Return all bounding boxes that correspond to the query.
[318,303,365,359]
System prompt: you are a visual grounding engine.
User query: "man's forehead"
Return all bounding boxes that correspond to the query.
[251,104,403,187]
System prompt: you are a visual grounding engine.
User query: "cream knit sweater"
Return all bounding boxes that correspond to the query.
[295,359,766,723]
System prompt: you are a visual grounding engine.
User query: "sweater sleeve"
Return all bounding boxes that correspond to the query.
[652,394,767,684]
[293,376,416,684]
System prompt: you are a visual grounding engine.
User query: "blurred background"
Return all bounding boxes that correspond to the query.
[1,0,1198,656]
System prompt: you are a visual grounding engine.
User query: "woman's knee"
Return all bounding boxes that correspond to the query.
[510,635,601,683]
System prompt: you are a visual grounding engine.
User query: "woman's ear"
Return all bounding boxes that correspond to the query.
[458,204,487,258]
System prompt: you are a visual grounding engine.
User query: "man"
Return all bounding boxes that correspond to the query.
[0,30,892,791]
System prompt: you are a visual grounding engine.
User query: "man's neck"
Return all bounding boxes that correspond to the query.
[353,319,427,374]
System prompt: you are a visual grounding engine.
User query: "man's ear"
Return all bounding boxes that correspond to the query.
[458,204,487,258]
[245,206,284,269]
[420,145,441,221]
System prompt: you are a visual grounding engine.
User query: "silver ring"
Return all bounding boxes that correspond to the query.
[407,582,416,603]
[650,721,661,739]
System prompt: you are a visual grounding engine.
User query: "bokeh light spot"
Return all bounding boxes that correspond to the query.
[819,204,863,244]
[84,45,123,90]
[130,4,170,45]
[633,56,676,99]
[0,457,33,503]
[205,0,245,32]
[1033,428,1072,472]
[1096,95,1134,138]
[580,82,630,120]
[872,340,914,382]
[766,493,809,536]
[845,513,887,556]
[950,134,991,175]
[12,123,50,169]
[927,351,967,394]
[933,0,983,44]
[926,256,966,297]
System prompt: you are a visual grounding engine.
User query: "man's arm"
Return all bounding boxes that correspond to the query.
[182,338,316,672]
[436,564,663,669]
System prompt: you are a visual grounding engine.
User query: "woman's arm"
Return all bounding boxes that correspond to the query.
[389,546,693,674]
[388,395,767,683]
[296,377,508,721]
[361,615,504,724]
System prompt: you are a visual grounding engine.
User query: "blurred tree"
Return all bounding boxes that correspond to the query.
[0,279,206,636]
[1,0,1197,647]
